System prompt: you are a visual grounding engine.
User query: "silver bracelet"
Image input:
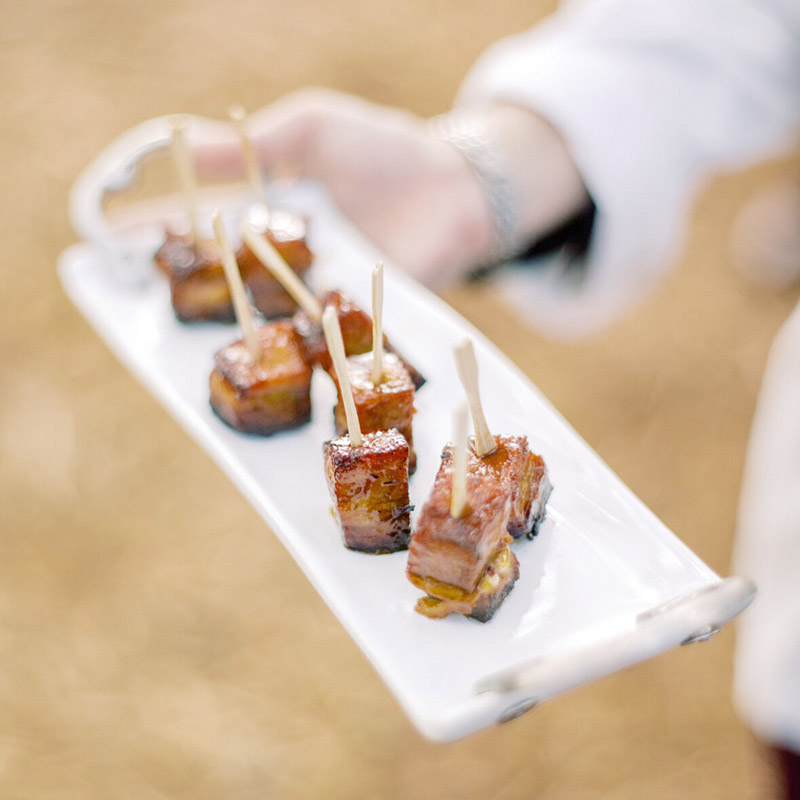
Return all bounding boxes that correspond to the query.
[429,109,521,264]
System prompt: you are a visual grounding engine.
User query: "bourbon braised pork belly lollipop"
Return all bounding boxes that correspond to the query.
[228,105,315,319]
[406,405,520,622]
[442,339,552,538]
[208,211,312,435]
[322,305,413,554]
[153,116,235,323]
[329,263,417,473]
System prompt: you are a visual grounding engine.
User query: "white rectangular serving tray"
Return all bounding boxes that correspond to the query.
[61,117,753,742]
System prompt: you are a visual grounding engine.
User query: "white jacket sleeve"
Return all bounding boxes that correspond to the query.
[458,0,800,338]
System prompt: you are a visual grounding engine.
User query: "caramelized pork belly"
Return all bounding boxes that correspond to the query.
[209,320,313,435]
[293,290,426,389]
[332,352,416,473]
[408,472,510,591]
[324,430,412,553]
[154,230,234,322]
[439,434,551,538]
[407,472,516,621]
[236,208,314,318]
[293,289,373,369]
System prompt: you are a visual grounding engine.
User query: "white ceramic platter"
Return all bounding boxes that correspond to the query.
[60,119,753,742]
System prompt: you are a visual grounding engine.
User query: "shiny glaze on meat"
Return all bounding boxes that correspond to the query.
[332,351,417,473]
[293,290,374,369]
[439,434,551,538]
[213,321,312,395]
[236,207,314,319]
[154,230,234,322]
[324,430,412,553]
[209,320,313,434]
[407,471,511,594]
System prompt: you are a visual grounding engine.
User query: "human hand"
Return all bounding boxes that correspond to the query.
[195,88,495,288]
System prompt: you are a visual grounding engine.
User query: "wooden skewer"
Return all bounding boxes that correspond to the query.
[371,261,384,385]
[453,338,497,457]
[240,222,322,322]
[170,115,200,245]
[229,104,267,204]
[213,210,261,362]
[322,306,363,447]
[450,402,469,518]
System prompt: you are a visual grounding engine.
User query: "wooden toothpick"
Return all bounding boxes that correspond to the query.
[229,104,267,204]
[371,261,384,385]
[322,305,363,447]
[241,222,322,322]
[170,115,200,245]
[450,402,469,518]
[213,210,260,362]
[453,339,496,457]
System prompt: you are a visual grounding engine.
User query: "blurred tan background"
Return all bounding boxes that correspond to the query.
[2,0,799,798]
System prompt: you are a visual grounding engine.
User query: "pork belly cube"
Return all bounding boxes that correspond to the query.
[332,352,417,474]
[209,320,313,435]
[408,472,511,593]
[293,289,373,369]
[236,208,314,318]
[323,430,412,553]
[293,290,426,390]
[154,230,234,323]
[439,434,552,538]
[407,472,516,622]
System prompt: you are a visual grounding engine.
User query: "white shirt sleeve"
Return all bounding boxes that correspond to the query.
[457,0,800,338]
[732,301,800,752]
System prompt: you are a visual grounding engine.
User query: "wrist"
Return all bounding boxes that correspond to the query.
[429,104,590,267]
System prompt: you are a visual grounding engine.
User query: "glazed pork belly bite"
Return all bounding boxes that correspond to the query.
[324,430,413,553]
[331,352,417,474]
[293,290,426,390]
[236,208,314,319]
[439,434,552,538]
[209,319,313,434]
[293,289,374,370]
[407,472,519,622]
[154,230,234,322]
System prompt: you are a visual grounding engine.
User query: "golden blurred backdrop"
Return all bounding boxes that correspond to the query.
[1,0,799,798]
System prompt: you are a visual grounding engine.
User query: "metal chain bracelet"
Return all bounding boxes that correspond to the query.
[429,109,521,265]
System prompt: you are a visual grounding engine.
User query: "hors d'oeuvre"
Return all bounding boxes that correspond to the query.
[207,211,313,435]
[438,435,551,538]
[154,230,234,323]
[452,339,552,537]
[154,117,236,322]
[321,305,412,553]
[293,288,373,371]
[236,206,314,319]
[209,320,313,434]
[407,407,519,621]
[331,351,417,473]
[324,429,413,553]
